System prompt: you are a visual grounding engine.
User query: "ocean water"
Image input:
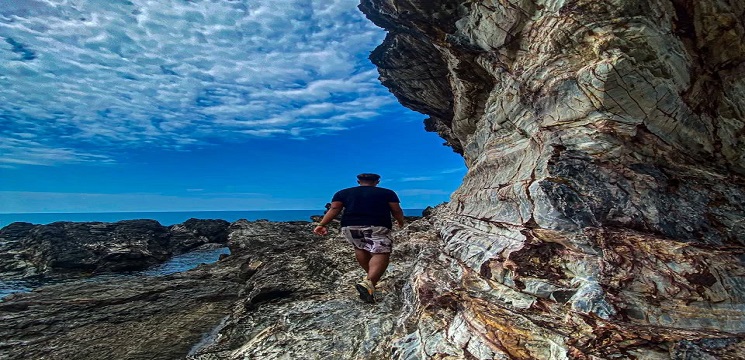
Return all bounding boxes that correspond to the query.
[0,209,426,228]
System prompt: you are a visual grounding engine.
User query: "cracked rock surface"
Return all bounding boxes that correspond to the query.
[0,219,230,281]
[359,0,745,358]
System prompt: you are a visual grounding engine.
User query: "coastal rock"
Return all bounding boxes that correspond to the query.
[0,218,426,360]
[168,219,231,254]
[359,0,745,358]
[2,215,742,359]
[0,218,230,280]
[0,250,247,360]
[187,217,436,359]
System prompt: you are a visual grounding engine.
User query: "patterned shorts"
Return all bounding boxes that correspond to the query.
[341,226,393,254]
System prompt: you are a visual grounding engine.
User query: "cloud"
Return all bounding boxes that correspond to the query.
[398,189,451,196]
[0,0,390,165]
[0,137,114,166]
[393,166,467,183]
[400,177,434,182]
[440,167,467,174]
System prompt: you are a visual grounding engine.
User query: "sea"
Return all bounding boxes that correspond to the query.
[0,209,426,299]
[0,209,426,228]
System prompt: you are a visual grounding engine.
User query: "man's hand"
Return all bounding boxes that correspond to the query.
[313,202,342,236]
[313,225,328,236]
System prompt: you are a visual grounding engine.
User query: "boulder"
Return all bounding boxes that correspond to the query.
[0,218,231,280]
[168,218,231,254]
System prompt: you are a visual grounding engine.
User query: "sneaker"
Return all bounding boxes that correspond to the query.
[355,278,375,303]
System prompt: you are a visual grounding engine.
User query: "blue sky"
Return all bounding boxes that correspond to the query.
[0,0,465,213]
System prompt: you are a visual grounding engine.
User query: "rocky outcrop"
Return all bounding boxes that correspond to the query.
[359,0,745,358]
[168,218,232,254]
[0,218,428,360]
[1,214,742,359]
[0,219,230,280]
[0,248,246,360]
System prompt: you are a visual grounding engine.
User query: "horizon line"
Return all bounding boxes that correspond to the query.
[0,208,430,215]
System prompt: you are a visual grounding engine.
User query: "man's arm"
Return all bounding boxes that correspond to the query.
[313,201,343,235]
[389,202,405,228]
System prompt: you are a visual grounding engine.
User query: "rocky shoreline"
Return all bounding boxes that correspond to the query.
[0,215,430,359]
[0,218,231,283]
[2,210,743,359]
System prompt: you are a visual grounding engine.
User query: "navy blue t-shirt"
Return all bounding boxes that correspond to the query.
[331,186,400,228]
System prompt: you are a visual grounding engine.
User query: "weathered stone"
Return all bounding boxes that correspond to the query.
[0,253,245,360]
[0,218,231,280]
[359,0,745,358]
[168,218,231,254]
[187,218,436,359]
[0,218,438,360]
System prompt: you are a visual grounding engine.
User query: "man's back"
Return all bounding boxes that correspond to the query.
[332,186,399,228]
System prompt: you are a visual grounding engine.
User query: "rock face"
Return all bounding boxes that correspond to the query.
[358,0,745,358]
[0,219,230,280]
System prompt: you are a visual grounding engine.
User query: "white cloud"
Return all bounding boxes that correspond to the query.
[399,189,451,196]
[0,0,390,165]
[400,177,434,182]
[0,137,114,166]
[391,167,467,183]
[440,167,467,174]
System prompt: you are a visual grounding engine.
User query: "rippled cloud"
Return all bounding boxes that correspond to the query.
[0,0,391,165]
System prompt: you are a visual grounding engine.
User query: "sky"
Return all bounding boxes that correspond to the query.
[0,0,466,213]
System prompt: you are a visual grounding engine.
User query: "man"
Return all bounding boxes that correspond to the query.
[313,173,405,303]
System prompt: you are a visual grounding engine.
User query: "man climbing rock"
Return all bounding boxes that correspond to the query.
[313,173,405,303]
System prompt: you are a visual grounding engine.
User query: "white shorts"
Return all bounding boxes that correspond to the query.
[341,226,393,254]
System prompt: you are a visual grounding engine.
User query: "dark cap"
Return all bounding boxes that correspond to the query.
[357,173,381,182]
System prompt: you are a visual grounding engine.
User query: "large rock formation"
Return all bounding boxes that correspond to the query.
[358,0,745,358]
[0,219,230,280]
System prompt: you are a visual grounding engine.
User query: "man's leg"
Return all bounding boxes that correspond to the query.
[354,248,372,272]
[367,253,390,286]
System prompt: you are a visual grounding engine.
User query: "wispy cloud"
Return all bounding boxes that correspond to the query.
[398,189,451,196]
[0,137,114,166]
[440,167,467,174]
[400,177,434,182]
[0,0,391,165]
[393,166,466,183]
